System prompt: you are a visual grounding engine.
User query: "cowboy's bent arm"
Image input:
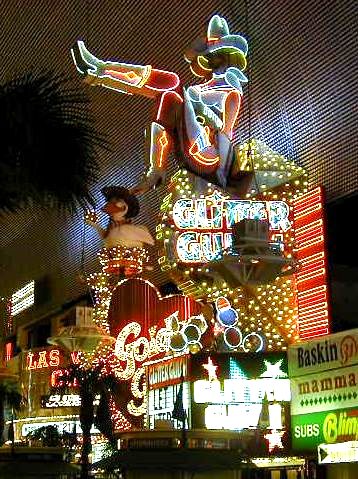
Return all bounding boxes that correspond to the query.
[184,89,241,158]
[72,41,179,98]
[85,220,106,238]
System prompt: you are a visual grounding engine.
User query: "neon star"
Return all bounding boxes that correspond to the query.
[260,359,287,379]
[203,356,218,381]
[264,430,284,452]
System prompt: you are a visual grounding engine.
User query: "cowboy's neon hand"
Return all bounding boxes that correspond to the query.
[196,129,212,152]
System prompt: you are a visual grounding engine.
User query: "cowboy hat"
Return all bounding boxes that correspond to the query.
[185,15,248,69]
[101,186,140,219]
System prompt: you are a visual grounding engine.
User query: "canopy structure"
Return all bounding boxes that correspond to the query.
[48,325,116,352]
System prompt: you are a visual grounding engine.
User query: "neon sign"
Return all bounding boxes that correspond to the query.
[41,394,99,408]
[318,441,358,464]
[114,321,171,380]
[26,349,80,370]
[103,278,206,419]
[72,15,249,194]
[50,368,79,388]
[25,349,81,389]
[191,354,290,432]
[113,312,207,416]
[202,357,218,381]
[173,194,290,231]
[194,378,290,431]
[148,356,188,389]
[166,312,207,353]
[172,191,291,263]
[215,296,264,352]
[27,349,60,369]
[10,280,35,316]
[148,382,190,430]
[113,314,206,380]
[293,187,330,339]
[21,420,99,437]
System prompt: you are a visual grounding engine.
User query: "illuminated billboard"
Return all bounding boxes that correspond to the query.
[146,352,291,455]
[191,353,291,454]
[288,329,358,452]
[10,280,35,316]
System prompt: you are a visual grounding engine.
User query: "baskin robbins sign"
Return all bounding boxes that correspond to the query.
[288,329,358,452]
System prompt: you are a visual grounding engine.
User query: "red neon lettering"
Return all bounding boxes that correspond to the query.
[70,351,81,365]
[27,352,37,370]
[5,342,13,362]
[49,349,60,367]
[51,369,62,387]
[5,343,13,361]
[51,369,79,388]
[37,350,49,369]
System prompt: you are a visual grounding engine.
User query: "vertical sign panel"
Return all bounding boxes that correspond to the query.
[293,187,330,339]
[10,280,35,317]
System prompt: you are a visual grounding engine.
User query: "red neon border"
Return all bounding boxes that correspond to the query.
[293,186,330,339]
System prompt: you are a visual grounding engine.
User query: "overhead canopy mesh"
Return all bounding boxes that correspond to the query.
[0,0,357,313]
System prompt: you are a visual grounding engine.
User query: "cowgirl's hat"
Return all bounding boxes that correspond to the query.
[185,15,248,75]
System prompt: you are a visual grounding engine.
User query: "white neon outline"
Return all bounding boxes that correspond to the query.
[215,296,239,327]
[171,195,292,263]
[201,232,224,262]
[169,331,187,352]
[241,333,264,353]
[77,40,98,72]
[224,326,243,349]
[182,323,201,344]
[176,231,203,263]
[207,15,230,41]
[100,83,133,95]
[172,199,196,229]
[156,91,183,121]
[70,48,85,74]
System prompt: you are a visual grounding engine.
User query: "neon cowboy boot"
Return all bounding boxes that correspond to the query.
[70,41,106,77]
[130,122,171,195]
[71,41,153,91]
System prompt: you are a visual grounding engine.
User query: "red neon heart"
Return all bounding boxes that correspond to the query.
[108,278,204,340]
[106,278,209,429]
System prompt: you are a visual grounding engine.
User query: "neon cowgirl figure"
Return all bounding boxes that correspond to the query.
[72,15,248,194]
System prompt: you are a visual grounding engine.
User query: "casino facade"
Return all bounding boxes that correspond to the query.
[1,1,358,478]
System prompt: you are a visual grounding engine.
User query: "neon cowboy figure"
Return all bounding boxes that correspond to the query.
[72,15,248,194]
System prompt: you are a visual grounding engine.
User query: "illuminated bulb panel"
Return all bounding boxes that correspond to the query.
[293,187,330,339]
[10,280,35,316]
